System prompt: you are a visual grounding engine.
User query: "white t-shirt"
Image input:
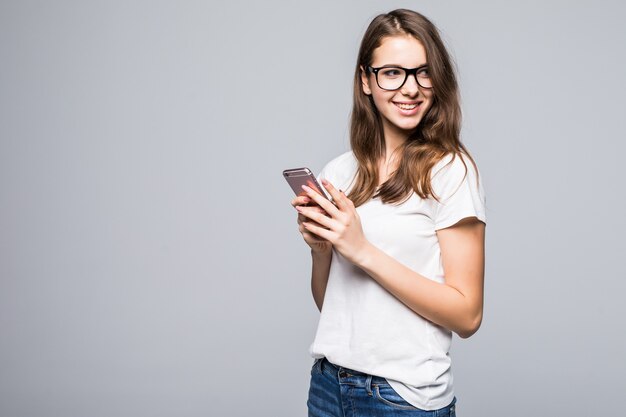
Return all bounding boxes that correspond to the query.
[309,150,487,410]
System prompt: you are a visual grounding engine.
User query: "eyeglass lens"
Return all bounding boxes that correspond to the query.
[377,67,432,90]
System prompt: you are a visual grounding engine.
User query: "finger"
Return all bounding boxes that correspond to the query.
[320,179,352,211]
[298,210,325,223]
[300,225,329,241]
[296,205,335,229]
[322,179,354,211]
[309,205,327,216]
[298,214,327,230]
[302,221,333,241]
[301,184,341,218]
[291,195,312,207]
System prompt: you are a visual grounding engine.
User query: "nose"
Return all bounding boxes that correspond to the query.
[400,73,420,96]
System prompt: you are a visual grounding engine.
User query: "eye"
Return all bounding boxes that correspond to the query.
[380,68,402,78]
[417,67,430,77]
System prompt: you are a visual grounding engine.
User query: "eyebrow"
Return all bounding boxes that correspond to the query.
[377,63,428,69]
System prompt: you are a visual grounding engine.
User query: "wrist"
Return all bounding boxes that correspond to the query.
[311,248,332,258]
[353,241,375,269]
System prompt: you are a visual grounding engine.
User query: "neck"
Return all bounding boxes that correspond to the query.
[381,121,412,160]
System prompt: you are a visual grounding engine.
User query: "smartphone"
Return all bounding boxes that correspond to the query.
[283,167,330,203]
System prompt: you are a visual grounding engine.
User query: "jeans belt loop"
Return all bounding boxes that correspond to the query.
[365,374,373,396]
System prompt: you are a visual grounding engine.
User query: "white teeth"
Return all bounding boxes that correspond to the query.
[395,102,418,110]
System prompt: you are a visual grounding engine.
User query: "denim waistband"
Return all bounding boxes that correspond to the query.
[313,357,457,414]
[317,357,389,386]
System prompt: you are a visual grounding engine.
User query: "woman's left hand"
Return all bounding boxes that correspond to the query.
[295,179,370,265]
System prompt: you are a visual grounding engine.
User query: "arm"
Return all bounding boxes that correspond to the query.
[311,249,332,311]
[356,217,485,338]
[291,193,334,312]
[297,180,486,338]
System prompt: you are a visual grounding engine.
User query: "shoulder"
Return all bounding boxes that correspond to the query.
[322,150,355,172]
[431,152,481,185]
[319,150,356,179]
[430,151,483,200]
[432,152,478,177]
[318,150,358,192]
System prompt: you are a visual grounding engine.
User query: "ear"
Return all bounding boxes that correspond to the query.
[360,66,372,95]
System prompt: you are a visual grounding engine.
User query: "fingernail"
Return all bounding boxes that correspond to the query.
[302,184,310,191]
[321,179,328,185]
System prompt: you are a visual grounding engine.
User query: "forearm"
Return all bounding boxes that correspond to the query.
[356,243,482,338]
[311,249,332,312]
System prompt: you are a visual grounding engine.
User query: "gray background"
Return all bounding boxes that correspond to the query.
[1,1,624,416]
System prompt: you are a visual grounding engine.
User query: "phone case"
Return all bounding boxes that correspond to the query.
[282,167,330,200]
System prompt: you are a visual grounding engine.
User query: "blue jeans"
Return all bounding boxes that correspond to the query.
[307,357,457,417]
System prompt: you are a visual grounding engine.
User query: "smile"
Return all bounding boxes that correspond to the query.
[393,101,420,110]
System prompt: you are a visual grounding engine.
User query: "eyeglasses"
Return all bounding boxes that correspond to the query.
[367,65,432,90]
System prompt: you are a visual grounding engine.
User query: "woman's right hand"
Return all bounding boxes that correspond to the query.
[291,195,332,254]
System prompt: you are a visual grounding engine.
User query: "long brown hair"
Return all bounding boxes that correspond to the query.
[348,9,476,207]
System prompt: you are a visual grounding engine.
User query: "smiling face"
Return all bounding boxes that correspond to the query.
[361,34,433,141]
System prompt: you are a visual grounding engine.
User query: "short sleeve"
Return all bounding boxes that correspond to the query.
[316,162,330,184]
[314,151,357,199]
[431,153,486,230]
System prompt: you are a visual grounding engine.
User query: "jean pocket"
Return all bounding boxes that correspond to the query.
[373,383,419,411]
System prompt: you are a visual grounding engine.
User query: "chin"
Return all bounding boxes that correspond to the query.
[395,119,423,132]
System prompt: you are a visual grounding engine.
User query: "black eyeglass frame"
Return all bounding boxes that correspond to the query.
[366,65,432,91]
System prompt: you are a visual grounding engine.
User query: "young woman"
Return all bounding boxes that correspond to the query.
[291,9,486,416]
